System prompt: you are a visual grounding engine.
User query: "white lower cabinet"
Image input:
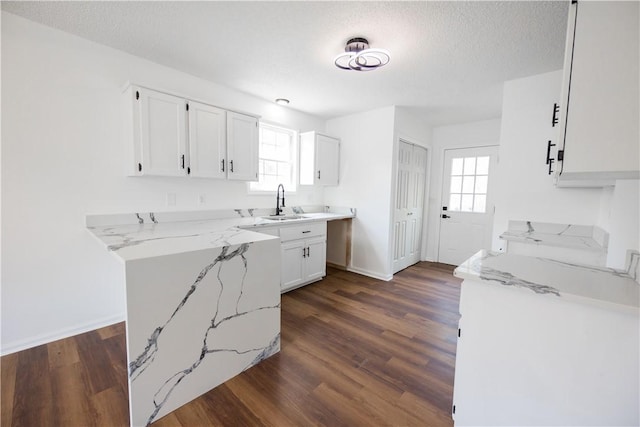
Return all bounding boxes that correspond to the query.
[274,222,327,293]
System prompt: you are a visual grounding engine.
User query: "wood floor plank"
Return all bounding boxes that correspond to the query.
[50,362,95,426]
[11,345,53,426]
[1,352,18,427]
[0,261,461,426]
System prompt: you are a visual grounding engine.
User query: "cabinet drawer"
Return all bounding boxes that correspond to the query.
[279,222,326,242]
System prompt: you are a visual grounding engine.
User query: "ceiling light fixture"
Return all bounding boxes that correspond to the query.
[334,37,390,71]
[275,98,290,105]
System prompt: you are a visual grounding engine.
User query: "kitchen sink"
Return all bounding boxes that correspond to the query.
[262,214,306,221]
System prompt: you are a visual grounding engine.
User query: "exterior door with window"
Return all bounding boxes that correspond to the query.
[438,146,498,266]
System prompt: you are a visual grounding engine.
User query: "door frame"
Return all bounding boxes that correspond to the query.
[435,144,499,264]
[388,134,431,275]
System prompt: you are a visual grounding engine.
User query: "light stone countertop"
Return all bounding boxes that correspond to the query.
[454,250,639,311]
[86,207,355,262]
[499,220,608,252]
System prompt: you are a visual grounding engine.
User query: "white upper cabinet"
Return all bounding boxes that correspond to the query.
[134,87,188,176]
[124,85,259,181]
[556,0,639,186]
[187,101,226,179]
[299,131,340,186]
[226,111,259,182]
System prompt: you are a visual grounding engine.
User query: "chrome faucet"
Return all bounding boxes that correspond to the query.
[275,184,285,216]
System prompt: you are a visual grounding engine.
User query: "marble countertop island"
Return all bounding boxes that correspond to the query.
[455,250,639,311]
[86,206,355,426]
[87,206,355,261]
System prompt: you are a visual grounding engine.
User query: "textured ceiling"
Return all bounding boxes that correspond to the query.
[1,1,569,125]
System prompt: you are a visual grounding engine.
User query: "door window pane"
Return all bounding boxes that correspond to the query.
[474,175,488,194]
[474,195,487,213]
[447,154,491,214]
[463,157,476,175]
[462,176,475,193]
[450,176,462,193]
[451,158,464,175]
[461,194,474,212]
[476,156,490,175]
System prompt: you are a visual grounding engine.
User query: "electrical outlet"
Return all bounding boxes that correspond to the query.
[167,193,176,207]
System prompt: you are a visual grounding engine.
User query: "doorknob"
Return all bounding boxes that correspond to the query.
[441,214,450,219]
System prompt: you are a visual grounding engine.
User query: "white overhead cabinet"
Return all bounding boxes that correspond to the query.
[187,101,226,179]
[132,88,188,176]
[124,85,259,181]
[555,0,639,186]
[299,132,340,186]
[226,111,259,181]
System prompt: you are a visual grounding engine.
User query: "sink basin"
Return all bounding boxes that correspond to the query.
[262,215,306,221]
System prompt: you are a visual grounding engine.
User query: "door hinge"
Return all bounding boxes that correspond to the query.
[138,163,142,172]
[135,91,139,100]
[557,150,564,161]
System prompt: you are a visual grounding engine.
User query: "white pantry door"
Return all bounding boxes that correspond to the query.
[438,146,498,266]
[392,141,428,273]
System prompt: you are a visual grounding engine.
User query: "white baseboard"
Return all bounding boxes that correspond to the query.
[347,266,393,282]
[1,313,126,356]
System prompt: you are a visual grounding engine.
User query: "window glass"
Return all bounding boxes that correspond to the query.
[448,155,491,213]
[249,123,297,192]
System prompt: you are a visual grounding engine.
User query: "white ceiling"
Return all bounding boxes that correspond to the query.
[1,1,569,125]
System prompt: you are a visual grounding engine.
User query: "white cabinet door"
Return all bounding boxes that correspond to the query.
[137,88,187,176]
[281,240,305,291]
[187,101,226,179]
[304,237,327,282]
[557,1,639,183]
[227,111,259,181]
[299,132,340,186]
[316,134,340,186]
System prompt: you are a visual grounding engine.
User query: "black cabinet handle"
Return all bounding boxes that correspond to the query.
[302,247,306,258]
[546,140,556,165]
[181,154,185,169]
[230,160,234,173]
[221,159,225,172]
[317,170,321,180]
[302,230,311,234]
[306,247,310,257]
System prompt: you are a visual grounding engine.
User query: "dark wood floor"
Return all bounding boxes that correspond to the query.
[1,262,461,426]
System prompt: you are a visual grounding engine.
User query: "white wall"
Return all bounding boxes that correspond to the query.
[491,70,605,251]
[425,118,502,261]
[1,12,326,354]
[324,106,396,280]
